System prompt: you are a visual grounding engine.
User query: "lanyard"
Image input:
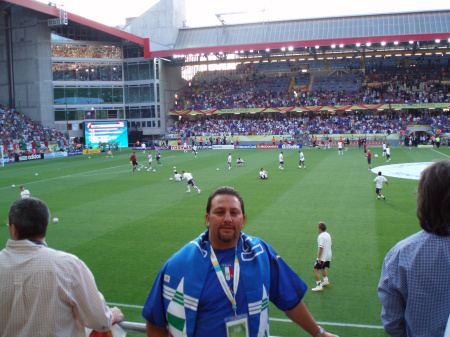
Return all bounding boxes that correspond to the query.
[210,244,240,318]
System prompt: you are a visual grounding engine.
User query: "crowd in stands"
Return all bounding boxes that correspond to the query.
[168,111,450,137]
[0,105,64,151]
[51,44,122,59]
[174,55,450,110]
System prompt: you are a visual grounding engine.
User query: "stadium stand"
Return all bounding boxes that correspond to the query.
[0,105,65,153]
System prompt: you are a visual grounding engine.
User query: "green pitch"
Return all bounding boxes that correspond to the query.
[1,145,449,336]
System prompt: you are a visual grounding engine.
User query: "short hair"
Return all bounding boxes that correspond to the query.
[318,222,327,231]
[416,160,450,236]
[206,186,245,215]
[8,198,50,240]
[378,171,382,176]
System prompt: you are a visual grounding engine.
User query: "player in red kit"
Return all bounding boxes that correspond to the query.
[130,152,138,171]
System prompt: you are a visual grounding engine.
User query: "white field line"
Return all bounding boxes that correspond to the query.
[430,148,450,158]
[0,164,130,190]
[106,302,383,330]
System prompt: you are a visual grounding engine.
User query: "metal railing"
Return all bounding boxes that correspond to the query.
[119,321,146,334]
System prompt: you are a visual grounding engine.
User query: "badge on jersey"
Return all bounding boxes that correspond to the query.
[225,314,249,337]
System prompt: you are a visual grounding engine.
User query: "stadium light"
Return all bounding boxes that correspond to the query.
[339,44,344,48]
[366,42,371,46]
[409,40,414,44]
[281,47,286,51]
[249,49,253,53]
[288,46,293,51]
[315,45,319,49]
[331,44,336,48]
[435,39,441,43]
[266,48,270,52]
[381,41,386,46]
[394,41,399,45]
[356,43,361,47]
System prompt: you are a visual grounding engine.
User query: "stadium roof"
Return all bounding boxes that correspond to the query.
[0,0,150,57]
[151,10,450,57]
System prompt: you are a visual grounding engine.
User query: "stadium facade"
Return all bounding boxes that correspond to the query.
[0,0,449,143]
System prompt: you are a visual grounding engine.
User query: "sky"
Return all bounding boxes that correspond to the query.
[41,0,449,28]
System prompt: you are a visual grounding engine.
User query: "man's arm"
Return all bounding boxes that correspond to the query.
[285,301,339,337]
[146,321,168,337]
[317,247,324,263]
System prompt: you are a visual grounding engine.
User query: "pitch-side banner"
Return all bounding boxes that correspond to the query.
[212,145,234,150]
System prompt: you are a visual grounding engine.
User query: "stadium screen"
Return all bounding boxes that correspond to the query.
[85,121,128,147]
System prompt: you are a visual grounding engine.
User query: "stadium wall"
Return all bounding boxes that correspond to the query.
[0,6,53,126]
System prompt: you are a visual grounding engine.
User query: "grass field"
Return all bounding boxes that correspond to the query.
[1,145,449,336]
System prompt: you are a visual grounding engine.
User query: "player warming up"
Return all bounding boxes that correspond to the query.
[312,222,332,292]
[279,151,284,170]
[130,152,138,171]
[298,151,306,169]
[374,171,389,200]
[259,168,268,179]
[182,170,201,194]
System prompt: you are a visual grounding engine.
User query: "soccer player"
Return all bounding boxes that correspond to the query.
[142,142,146,154]
[382,142,387,156]
[20,186,30,199]
[298,151,306,169]
[130,152,138,171]
[312,222,332,292]
[279,151,284,170]
[374,171,389,200]
[259,168,268,179]
[181,170,201,193]
[337,141,343,155]
[174,171,182,181]
[236,158,244,167]
[385,145,391,162]
[183,142,187,153]
[192,144,197,158]
[106,146,113,158]
[148,152,153,170]
[227,153,232,170]
[156,150,162,166]
[366,150,372,170]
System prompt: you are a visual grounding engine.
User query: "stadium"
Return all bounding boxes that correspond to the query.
[1,0,450,336]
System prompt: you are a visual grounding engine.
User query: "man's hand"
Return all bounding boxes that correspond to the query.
[110,307,124,323]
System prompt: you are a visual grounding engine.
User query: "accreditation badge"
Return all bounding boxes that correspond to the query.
[225,314,249,337]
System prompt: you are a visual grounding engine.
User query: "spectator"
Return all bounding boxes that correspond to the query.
[0,197,124,336]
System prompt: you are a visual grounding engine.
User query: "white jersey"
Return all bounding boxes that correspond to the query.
[148,154,152,163]
[174,173,182,181]
[193,145,197,152]
[183,143,187,148]
[259,171,267,179]
[338,142,342,149]
[318,231,332,262]
[383,144,386,151]
[299,152,305,162]
[374,175,388,189]
[20,189,30,199]
[182,172,193,181]
[386,147,391,156]
[279,153,284,162]
[228,155,232,163]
